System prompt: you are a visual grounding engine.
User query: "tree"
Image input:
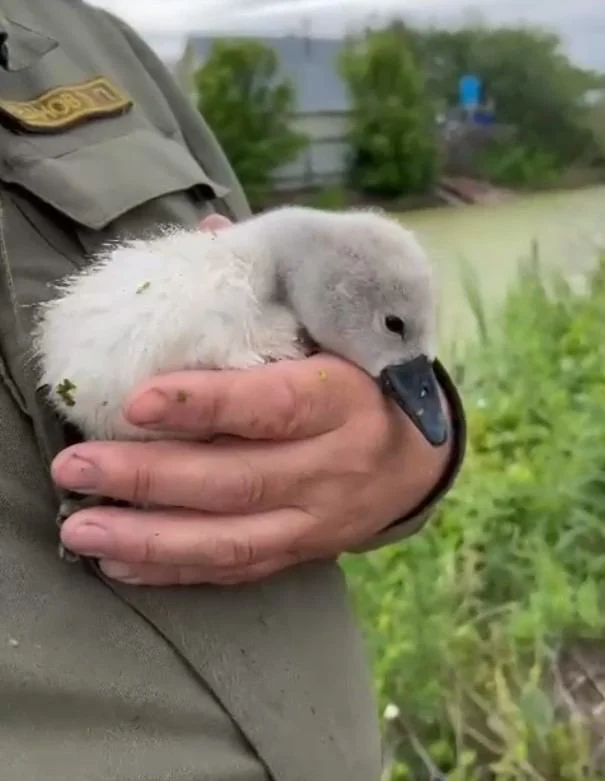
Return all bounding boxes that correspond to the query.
[339,26,438,198]
[193,39,308,206]
[414,24,604,166]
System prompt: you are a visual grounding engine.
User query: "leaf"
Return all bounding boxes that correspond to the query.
[519,686,555,738]
[576,579,602,629]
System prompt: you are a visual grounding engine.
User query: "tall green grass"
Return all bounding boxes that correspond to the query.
[344,248,605,780]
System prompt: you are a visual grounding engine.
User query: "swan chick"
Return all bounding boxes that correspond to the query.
[34,206,446,447]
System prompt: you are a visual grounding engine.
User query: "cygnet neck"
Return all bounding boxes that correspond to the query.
[227,207,331,305]
[264,208,333,310]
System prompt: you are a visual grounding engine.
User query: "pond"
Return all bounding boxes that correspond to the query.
[398,184,605,348]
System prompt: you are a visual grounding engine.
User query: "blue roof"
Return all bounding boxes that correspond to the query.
[188,35,350,114]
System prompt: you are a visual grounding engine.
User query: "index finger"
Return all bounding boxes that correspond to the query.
[123,355,374,440]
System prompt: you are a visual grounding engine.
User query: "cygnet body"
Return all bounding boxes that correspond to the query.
[34,206,438,443]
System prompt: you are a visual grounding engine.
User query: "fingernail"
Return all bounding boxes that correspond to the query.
[127,389,168,425]
[100,560,141,584]
[61,522,111,557]
[55,455,100,491]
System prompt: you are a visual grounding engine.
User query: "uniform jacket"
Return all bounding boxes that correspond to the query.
[0,3,466,779]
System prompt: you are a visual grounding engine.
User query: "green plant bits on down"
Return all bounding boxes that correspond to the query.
[136,281,151,294]
[56,378,76,407]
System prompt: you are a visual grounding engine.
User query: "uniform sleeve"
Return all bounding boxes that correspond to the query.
[95,9,468,554]
[96,9,252,223]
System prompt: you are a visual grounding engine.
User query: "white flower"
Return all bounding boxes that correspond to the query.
[384,703,400,721]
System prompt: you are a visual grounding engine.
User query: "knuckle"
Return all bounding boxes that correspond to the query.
[211,534,257,569]
[130,462,154,505]
[267,377,306,438]
[231,456,266,509]
[194,388,222,436]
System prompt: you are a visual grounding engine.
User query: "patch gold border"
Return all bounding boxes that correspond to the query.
[0,76,133,133]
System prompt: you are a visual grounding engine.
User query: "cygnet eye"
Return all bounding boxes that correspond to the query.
[384,315,406,338]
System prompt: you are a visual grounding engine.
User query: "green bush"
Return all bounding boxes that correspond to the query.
[193,39,308,209]
[475,140,563,188]
[344,249,605,780]
[304,185,350,211]
[413,24,603,169]
[339,26,439,198]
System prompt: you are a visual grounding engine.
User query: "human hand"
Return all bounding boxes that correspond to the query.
[53,353,452,585]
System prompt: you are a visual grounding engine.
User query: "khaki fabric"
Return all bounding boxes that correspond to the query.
[0,373,271,781]
[0,2,465,780]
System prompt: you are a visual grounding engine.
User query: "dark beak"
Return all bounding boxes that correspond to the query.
[378,355,448,447]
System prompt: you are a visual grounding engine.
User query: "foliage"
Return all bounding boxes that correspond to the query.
[581,97,605,163]
[305,185,350,211]
[344,245,605,780]
[412,23,604,168]
[474,140,563,188]
[193,39,308,207]
[338,26,439,198]
[191,22,604,200]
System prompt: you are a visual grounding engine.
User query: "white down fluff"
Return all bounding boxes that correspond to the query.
[33,206,437,441]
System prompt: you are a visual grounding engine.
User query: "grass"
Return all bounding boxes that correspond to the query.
[343,246,605,780]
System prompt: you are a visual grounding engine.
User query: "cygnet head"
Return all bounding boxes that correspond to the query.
[254,206,447,446]
[263,206,437,378]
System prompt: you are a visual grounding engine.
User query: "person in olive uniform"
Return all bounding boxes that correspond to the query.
[0,2,466,780]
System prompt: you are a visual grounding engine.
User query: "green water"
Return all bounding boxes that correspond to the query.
[398,185,605,346]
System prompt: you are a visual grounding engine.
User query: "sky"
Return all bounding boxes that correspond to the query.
[90,0,605,70]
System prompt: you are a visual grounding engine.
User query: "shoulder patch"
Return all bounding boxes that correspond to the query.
[0,76,133,133]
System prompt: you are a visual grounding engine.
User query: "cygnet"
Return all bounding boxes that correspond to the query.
[34,206,448,451]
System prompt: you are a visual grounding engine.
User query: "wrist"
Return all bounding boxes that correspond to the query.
[394,359,466,525]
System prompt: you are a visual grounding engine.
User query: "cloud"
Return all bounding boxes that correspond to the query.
[90,0,602,30]
[88,0,231,33]
[89,0,605,70]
